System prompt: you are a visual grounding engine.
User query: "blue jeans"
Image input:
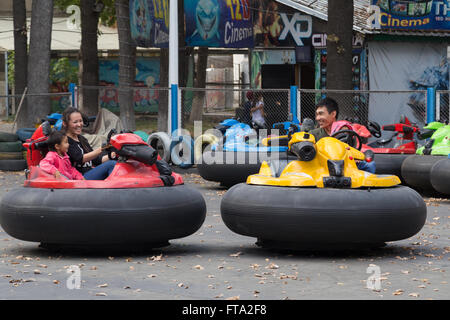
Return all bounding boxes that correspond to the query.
[357,160,376,174]
[83,160,116,180]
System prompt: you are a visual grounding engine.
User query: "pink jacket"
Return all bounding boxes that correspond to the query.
[39,151,84,180]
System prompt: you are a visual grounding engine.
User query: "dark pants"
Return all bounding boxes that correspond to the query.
[83,160,116,180]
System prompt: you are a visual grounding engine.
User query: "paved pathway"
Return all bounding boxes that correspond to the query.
[0,168,448,300]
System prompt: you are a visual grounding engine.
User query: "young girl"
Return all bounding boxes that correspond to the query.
[39,130,84,180]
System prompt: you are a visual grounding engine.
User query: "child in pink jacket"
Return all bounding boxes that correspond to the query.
[39,131,84,180]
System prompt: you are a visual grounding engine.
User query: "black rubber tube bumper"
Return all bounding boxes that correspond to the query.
[221,184,426,249]
[430,158,450,195]
[374,153,410,178]
[197,151,295,187]
[401,155,446,191]
[0,185,206,248]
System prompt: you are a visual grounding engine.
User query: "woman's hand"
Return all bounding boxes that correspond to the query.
[102,152,116,163]
[83,147,103,163]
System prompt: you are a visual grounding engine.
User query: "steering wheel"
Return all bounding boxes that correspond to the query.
[106,129,118,160]
[367,121,382,138]
[331,130,363,150]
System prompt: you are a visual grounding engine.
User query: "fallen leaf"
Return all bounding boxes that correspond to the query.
[147,274,157,278]
[229,252,243,257]
[409,293,419,298]
[193,265,204,270]
[95,292,107,296]
[97,283,108,288]
[266,263,279,269]
[226,296,240,300]
[393,289,404,296]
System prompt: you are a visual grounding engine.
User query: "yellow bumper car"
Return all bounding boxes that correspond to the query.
[221,132,427,250]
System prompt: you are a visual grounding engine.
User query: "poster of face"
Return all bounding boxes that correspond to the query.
[184,0,253,48]
[130,0,169,48]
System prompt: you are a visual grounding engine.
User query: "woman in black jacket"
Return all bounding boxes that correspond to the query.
[62,107,116,180]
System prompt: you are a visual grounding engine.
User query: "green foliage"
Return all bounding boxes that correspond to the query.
[7,53,78,88]
[50,57,78,85]
[100,0,117,27]
[7,51,15,87]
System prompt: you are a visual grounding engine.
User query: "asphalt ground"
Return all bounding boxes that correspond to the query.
[0,167,448,302]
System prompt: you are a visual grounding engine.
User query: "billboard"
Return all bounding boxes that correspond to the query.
[184,0,253,48]
[130,0,169,48]
[368,0,450,30]
[253,0,312,48]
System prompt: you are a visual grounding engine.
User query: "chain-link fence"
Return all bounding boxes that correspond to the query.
[436,90,449,123]
[298,89,429,126]
[2,87,440,137]
[76,85,171,133]
[180,87,291,131]
[0,92,72,121]
[77,85,170,115]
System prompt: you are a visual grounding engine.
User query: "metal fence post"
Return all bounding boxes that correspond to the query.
[171,84,178,134]
[426,87,435,124]
[69,83,77,108]
[435,90,440,121]
[290,85,299,122]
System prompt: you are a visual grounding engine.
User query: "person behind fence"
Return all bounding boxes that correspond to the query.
[250,92,266,129]
[39,130,85,180]
[241,91,254,125]
[308,97,376,173]
[62,107,116,180]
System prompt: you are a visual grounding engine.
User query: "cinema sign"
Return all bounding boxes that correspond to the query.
[367,0,450,30]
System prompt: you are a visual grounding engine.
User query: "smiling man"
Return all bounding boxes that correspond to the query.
[309,97,339,140]
[308,97,376,173]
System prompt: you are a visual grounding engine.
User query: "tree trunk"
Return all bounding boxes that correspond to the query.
[13,0,28,128]
[189,47,208,123]
[23,0,53,128]
[158,48,169,132]
[116,0,136,131]
[79,0,100,117]
[326,0,354,119]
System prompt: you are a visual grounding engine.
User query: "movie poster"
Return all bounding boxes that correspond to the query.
[253,0,312,47]
[184,0,253,48]
[369,0,450,30]
[130,0,169,48]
